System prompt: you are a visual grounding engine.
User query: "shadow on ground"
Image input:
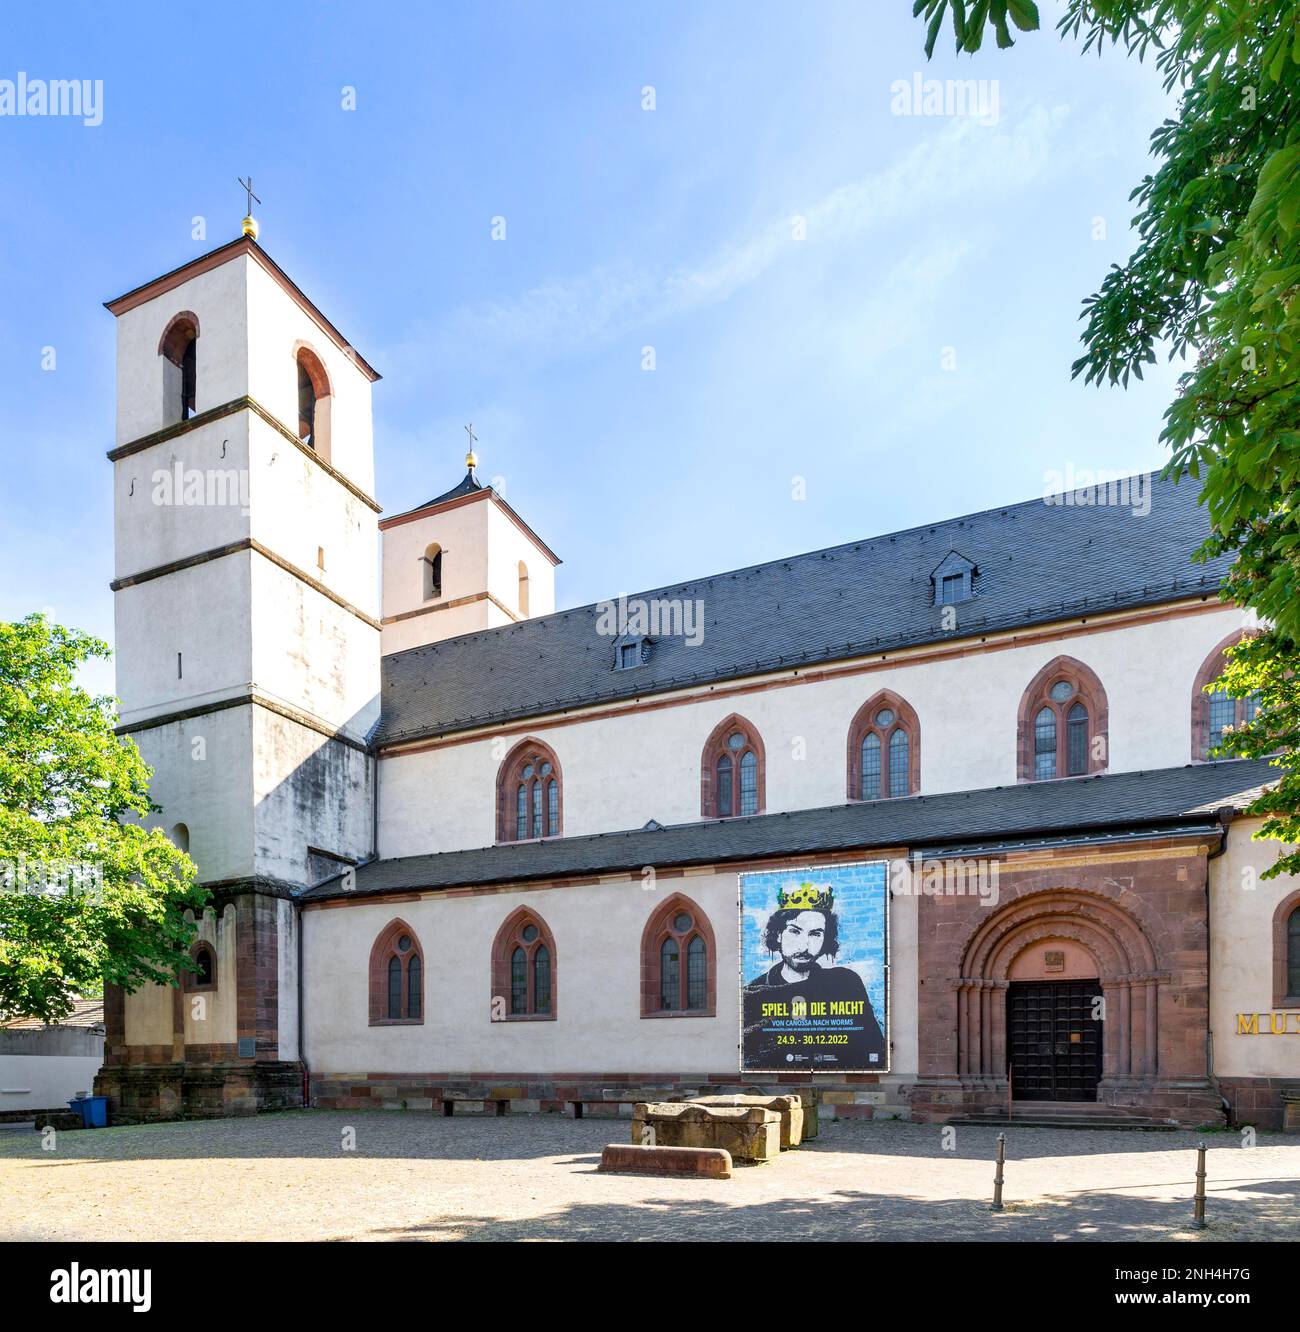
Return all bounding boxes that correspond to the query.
[344,1175,1300,1243]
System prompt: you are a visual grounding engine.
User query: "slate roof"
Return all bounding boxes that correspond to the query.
[1,998,106,1030]
[377,469,1228,745]
[415,465,485,512]
[304,757,1275,901]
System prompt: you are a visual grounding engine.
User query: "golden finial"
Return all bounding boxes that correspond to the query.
[237,176,261,241]
[465,423,478,471]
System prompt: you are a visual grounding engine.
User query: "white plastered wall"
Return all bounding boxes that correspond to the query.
[381,493,557,654]
[244,258,375,495]
[182,905,238,1046]
[1210,818,1300,1078]
[379,603,1252,859]
[485,500,555,619]
[113,259,249,445]
[302,859,917,1083]
[128,707,255,884]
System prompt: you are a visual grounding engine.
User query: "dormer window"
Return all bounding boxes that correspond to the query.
[614,636,650,671]
[930,550,977,607]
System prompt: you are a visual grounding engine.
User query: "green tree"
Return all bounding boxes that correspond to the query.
[0,614,204,1022]
[916,0,1300,873]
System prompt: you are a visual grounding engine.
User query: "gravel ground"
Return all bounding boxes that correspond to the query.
[2,1111,1297,1242]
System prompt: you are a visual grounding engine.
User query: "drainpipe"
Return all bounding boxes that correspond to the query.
[1206,805,1235,1123]
[371,749,379,862]
[297,895,310,1109]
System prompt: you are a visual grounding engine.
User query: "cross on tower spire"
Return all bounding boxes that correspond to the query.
[237,176,262,240]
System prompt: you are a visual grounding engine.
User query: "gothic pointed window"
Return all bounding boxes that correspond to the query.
[660,937,680,1010]
[1034,707,1057,781]
[492,909,557,1020]
[1273,892,1300,1007]
[861,732,882,799]
[387,956,401,1019]
[1017,657,1108,781]
[407,955,422,1020]
[158,312,199,425]
[1288,907,1300,1001]
[368,921,424,1025]
[641,896,716,1017]
[701,715,765,818]
[847,691,919,800]
[497,739,563,842]
[1192,631,1262,760]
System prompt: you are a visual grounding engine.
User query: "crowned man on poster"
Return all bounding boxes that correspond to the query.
[741,868,887,1073]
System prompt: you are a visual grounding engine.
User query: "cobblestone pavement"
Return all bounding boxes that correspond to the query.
[2,1111,1296,1242]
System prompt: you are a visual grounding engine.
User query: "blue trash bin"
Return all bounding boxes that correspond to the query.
[67,1095,108,1128]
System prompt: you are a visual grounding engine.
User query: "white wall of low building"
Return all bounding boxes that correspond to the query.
[0,1038,105,1113]
[378,603,1250,859]
[302,861,916,1083]
[1210,818,1300,1079]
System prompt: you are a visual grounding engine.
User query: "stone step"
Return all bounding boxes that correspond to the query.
[946,1114,1178,1130]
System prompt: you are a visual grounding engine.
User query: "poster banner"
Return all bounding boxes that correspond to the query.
[740,861,889,1074]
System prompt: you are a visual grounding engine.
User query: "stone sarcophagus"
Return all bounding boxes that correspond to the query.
[632,1102,782,1163]
[684,1094,806,1149]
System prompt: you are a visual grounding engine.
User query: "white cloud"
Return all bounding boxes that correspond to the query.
[380,101,1071,384]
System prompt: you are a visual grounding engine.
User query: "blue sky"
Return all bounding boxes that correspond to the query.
[0,2,1184,695]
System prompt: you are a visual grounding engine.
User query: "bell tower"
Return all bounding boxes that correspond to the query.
[380,447,560,655]
[97,216,382,1119]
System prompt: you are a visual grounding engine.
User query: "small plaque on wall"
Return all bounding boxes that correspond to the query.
[1044,950,1066,973]
[238,1037,256,1059]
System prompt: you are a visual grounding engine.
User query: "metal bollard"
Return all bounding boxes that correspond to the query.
[1192,1141,1207,1230]
[991,1131,1006,1211]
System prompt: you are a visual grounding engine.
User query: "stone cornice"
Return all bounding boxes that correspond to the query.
[106,395,382,515]
[111,536,381,631]
[115,689,373,754]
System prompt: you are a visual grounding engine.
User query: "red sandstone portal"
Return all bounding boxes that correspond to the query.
[912,852,1223,1127]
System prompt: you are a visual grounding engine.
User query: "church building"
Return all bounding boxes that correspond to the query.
[95,226,1300,1131]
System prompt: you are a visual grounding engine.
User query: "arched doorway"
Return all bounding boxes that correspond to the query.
[957,890,1161,1103]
